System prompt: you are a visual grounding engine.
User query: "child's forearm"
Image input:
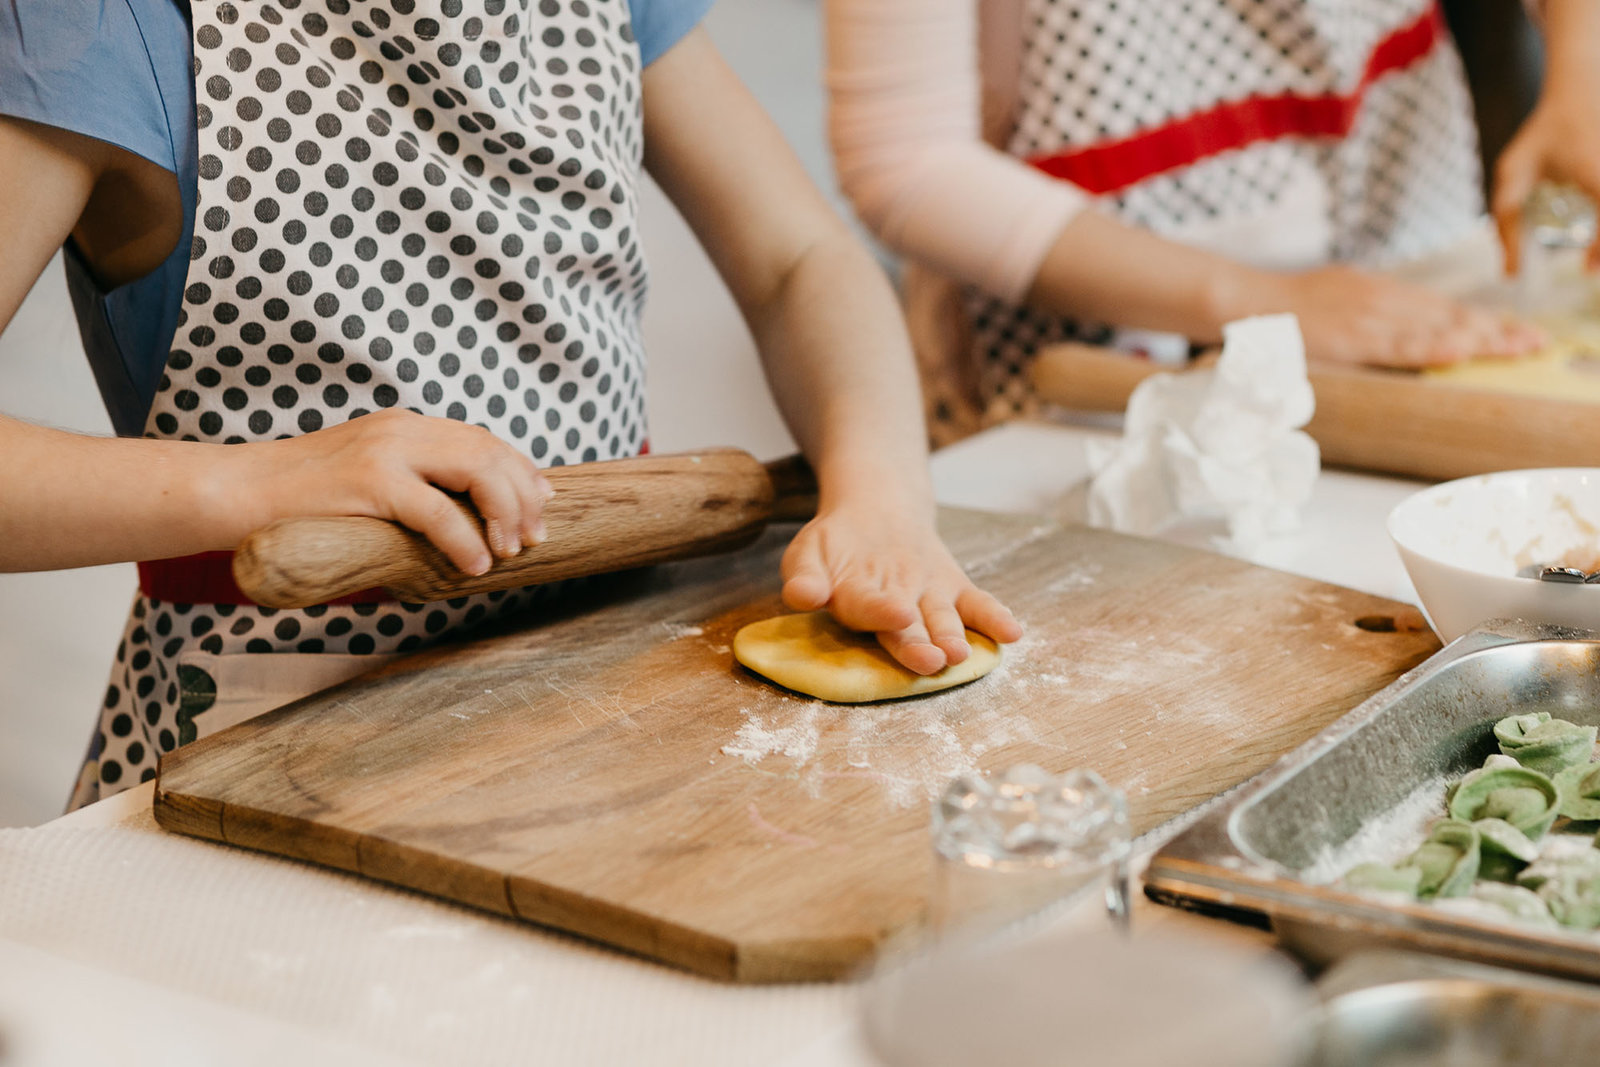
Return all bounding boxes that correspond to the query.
[0,416,245,570]
[1024,208,1268,344]
[744,229,934,513]
[0,410,552,575]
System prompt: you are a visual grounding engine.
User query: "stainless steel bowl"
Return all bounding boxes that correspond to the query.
[1305,952,1600,1067]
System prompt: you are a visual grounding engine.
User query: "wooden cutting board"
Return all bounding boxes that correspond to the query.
[154,510,1439,982]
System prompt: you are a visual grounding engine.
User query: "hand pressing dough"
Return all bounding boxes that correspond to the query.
[733,611,1001,703]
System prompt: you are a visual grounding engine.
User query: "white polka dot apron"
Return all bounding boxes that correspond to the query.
[964,0,1485,423]
[71,0,650,810]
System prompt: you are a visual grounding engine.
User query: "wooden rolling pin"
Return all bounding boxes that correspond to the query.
[233,449,818,608]
[1031,342,1600,482]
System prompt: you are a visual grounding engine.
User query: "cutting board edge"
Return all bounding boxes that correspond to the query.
[152,783,828,984]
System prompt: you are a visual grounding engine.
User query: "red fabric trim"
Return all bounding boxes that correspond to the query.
[1026,3,1445,195]
[138,551,392,606]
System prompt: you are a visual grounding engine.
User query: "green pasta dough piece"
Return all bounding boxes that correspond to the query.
[1536,870,1600,929]
[1555,763,1600,821]
[1400,820,1480,899]
[1341,862,1424,897]
[1473,818,1541,882]
[1494,712,1598,775]
[1448,765,1560,840]
[1473,817,1540,863]
[1516,848,1600,892]
[1468,882,1557,926]
[1445,754,1521,806]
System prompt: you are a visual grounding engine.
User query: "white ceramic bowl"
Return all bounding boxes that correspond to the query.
[1388,468,1600,642]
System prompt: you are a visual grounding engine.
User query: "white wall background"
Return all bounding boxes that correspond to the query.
[0,0,835,826]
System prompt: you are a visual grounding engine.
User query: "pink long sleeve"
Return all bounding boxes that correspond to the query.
[825,0,1090,304]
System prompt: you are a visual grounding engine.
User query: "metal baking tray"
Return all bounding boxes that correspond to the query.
[1145,618,1600,983]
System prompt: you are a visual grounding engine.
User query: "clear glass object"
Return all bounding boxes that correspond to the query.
[930,765,1131,936]
[1519,182,1598,319]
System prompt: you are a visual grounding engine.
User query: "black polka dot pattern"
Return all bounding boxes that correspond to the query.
[152,0,648,463]
[74,0,653,809]
[952,0,1484,430]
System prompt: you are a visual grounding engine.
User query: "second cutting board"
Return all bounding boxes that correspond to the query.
[154,510,1439,981]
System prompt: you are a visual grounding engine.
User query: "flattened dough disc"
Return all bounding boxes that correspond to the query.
[732,610,1001,704]
[1425,338,1600,401]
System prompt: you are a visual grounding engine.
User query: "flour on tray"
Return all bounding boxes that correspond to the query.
[1297,774,1451,886]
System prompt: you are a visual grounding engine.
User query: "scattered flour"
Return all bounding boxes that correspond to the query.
[721,703,825,766]
[715,614,1257,808]
[660,622,704,640]
[1045,561,1102,595]
[719,631,1052,807]
[1297,774,1452,885]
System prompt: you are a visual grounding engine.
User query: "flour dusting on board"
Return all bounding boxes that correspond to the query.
[660,622,704,640]
[721,632,1058,807]
[1046,561,1102,595]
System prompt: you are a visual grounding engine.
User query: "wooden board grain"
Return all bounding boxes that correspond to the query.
[154,511,1439,982]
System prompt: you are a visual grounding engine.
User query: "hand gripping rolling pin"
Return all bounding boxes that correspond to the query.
[232,449,818,609]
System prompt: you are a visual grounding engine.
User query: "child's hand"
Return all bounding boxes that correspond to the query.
[1256,266,1545,368]
[1492,21,1600,273]
[779,496,1023,675]
[233,409,553,577]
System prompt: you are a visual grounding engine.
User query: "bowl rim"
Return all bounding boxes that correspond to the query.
[1387,467,1600,587]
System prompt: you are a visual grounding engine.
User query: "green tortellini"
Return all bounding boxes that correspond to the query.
[1515,848,1600,928]
[1466,882,1557,927]
[1398,819,1480,899]
[1515,847,1600,892]
[1555,762,1600,822]
[1334,713,1600,932]
[1494,712,1598,776]
[1447,765,1560,840]
[1445,753,1521,806]
[1341,862,1425,896]
[1473,817,1541,882]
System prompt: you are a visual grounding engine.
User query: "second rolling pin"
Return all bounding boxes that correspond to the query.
[1030,342,1600,482]
[232,449,818,608]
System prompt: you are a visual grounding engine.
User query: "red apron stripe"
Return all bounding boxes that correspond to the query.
[138,551,392,606]
[1027,3,1445,195]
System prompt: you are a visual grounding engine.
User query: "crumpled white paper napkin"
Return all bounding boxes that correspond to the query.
[1085,313,1320,551]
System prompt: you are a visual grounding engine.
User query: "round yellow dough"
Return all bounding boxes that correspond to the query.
[1425,339,1600,402]
[732,611,1001,704]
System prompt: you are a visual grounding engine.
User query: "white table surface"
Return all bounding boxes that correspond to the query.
[1,419,1432,1067]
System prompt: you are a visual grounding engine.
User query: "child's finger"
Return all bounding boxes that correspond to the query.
[1492,147,1538,276]
[780,537,833,611]
[829,578,920,635]
[956,586,1023,643]
[876,619,948,676]
[392,482,493,576]
[920,595,971,666]
[514,464,554,546]
[465,471,527,559]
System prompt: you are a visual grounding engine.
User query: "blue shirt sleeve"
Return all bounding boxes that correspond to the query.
[0,0,196,438]
[628,0,713,66]
[0,0,182,172]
